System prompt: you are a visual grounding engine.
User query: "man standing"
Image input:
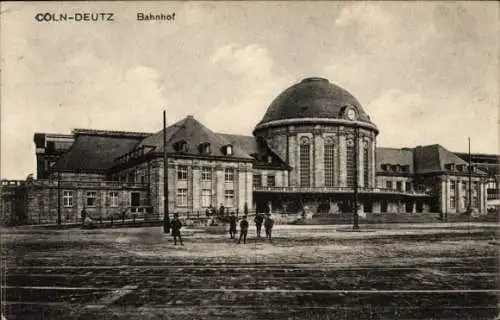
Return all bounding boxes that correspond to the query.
[219,203,225,217]
[229,212,237,239]
[264,213,274,242]
[80,208,88,228]
[238,215,249,244]
[171,213,183,245]
[254,212,264,238]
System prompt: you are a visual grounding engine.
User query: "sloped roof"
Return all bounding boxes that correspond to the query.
[218,133,259,155]
[219,133,290,169]
[138,116,253,160]
[376,147,414,172]
[54,133,143,172]
[414,144,486,175]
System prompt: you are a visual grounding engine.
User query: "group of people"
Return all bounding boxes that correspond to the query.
[229,212,274,244]
[169,211,275,245]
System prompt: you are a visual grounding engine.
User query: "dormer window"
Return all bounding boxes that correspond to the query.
[173,140,188,153]
[199,142,211,155]
[391,165,398,172]
[457,164,465,172]
[381,164,388,171]
[222,144,233,156]
[401,165,410,173]
[445,163,455,171]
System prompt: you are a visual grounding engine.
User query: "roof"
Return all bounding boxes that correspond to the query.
[217,133,259,155]
[138,116,253,160]
[53,133,143,172]
[256,77,375,128]
[219,133,290,169]
[414,144,486,175]
[376,147,414,173]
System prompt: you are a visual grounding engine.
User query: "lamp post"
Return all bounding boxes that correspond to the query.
[163,110,171,234]
[57,171,61,226]
[353,126,360,230]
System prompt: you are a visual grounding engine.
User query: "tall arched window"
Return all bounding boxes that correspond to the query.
[324,136,335,187]
[363,141,369,188]
[346,138,355,187]
[299,137,311,187]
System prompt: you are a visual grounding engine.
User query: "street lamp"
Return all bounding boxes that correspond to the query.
[163,110,171,234]
[352,126,360,230]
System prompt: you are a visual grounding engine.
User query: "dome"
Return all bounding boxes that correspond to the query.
[255,77,376,131]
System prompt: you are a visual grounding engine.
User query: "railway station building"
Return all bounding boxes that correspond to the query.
[1,77,495,225]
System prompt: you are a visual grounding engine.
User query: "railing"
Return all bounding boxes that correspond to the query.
[253,186,431,196]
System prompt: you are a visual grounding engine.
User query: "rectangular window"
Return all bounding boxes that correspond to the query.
[363,146,369,187]
[300,144,311,187]
[128,172,135,183]
[224,168,234,182]
[253,174,262,188]
[224,190,234,207]
[324,144,335,187]
[63,191,73,207]
[386,181,393,189]
[472,182,479,208]
[449,196,456,209]
[176,188,187,207]
[396,181,402,191]
[131,192,140,207]
[109,192,119,207]
[346,142,355,187]
[86,191,97,207]
[201,167,212,181]
[177,165,188,180]
[267,175,276,187]
[405,182,411,192]
[201,189,212,208]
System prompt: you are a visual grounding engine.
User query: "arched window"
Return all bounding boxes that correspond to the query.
[363,141,369,188]
[346,138,355,187]
[299,137,311,187]
[324,136,335,187]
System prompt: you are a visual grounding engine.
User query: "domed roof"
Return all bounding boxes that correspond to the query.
[255,77,375,130]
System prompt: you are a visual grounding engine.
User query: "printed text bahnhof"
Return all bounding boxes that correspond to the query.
[137,12,175,21]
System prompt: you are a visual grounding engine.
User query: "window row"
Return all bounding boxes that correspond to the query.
[62,191,132,208]
[385,181,412,191]
[380,164,410,173]
[114,172,147,184]
[253,174,276,188]
[176,189,235,207]
[177,166,236,182]
[449,181,481,209]
[173,140,233,156]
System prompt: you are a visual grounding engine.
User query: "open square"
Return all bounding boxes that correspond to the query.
[2,223,498,319]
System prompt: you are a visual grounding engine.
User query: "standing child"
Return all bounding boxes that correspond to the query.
[171,213,183,245]
[238,215,249,244]
[264,213,274,242]
[229,212,237,239]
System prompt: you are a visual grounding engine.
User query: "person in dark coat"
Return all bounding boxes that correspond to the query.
[219,203,225,217]
[229,212,237,239]
[238,215,249,244]
[171,213,183,245]
[264,213,274,241]
[80,208,88,228]
[254,212,264,238]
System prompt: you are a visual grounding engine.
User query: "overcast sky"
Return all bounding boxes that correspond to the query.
[1,1,498,179]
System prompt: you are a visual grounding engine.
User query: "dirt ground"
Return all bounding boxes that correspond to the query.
[2,223,499,319]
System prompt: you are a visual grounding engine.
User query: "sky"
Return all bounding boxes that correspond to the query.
[1,1,499,179]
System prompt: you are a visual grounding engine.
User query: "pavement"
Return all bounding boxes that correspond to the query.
[1,223,499,319]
